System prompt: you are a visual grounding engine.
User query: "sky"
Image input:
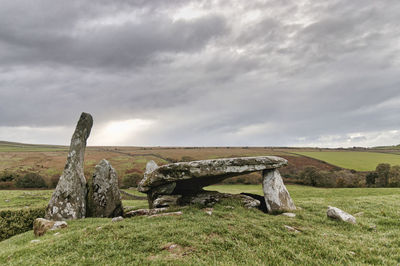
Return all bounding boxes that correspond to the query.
[0,0,399,147]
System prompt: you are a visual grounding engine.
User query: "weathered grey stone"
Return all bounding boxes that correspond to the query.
[111,216,124,222]
[87,159,123,218]
[33,218,68,236]
[45,112,93,220]
[138,156,288,193]
[281,212,296,218]
[284,225,300,233]
[125,207,168,217]
[152,195,181,208]
[327,206,356,224]
[262,169,296,213]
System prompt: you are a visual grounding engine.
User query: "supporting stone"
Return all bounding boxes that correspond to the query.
[262,169,296,213]
[87,159,123,218]
[45,112,93,220]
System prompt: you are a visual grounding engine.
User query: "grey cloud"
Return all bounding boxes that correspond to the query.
[0,0,399,147]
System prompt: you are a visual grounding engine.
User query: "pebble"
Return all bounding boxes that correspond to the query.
[281,212,296,218]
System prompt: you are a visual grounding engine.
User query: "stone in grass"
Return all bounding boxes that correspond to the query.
[284,225,300,233]
[125,208,169,217]
[33,218,68,237]
[111,216,124,222]
[281,212,296,218]
[327,206,356,224]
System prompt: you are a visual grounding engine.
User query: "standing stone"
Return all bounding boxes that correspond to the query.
[87,159,123,217]
[262,169,296,213]
[45,112,93,220]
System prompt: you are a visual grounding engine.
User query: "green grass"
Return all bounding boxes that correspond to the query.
[1,185,400,265]
[294,151,400,171]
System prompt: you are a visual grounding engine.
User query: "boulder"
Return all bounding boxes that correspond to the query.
[327,206,356,224]
[45,112,93,220]
[87,159,123,218]
[262,169,296,213]
[33,218,68,236]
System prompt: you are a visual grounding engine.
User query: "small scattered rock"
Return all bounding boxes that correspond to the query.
[284,225,300,233]
[111,216,124,222]
[327,206,356,224]
[33,218,68,237]
[30,240,41,243]
[5,199,9,202]
[349,251,356,255]
[368,224,377,231]
[148,211,183,218]
[96,226,102,231]
[281,212,296,218]
[354,212,364,217]
[162,243,179,251]
[54,232,60,236]
[125,208,168,217]
[204,208,213,215]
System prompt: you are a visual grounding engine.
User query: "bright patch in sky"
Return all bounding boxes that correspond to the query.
[90,119,155,146]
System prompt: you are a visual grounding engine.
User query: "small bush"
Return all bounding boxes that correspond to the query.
[0,207,45,241]
[0,171,18,182]
[15,173,47,188]
[121,173,143,188]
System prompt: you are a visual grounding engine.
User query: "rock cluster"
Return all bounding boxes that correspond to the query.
[45,113,122,221]
[138,156,296,213]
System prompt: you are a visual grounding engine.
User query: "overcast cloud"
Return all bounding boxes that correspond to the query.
[0,0,399,147]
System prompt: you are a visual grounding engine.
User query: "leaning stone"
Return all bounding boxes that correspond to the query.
[281,212,296,218]
[262,169,296,213]
[327,206,356,224]
[148,211,183,218]
[33,218,68,237]
[111,216,124,222]
[87,159,123,218]
[45,112,93,220]
[125,207,168,217]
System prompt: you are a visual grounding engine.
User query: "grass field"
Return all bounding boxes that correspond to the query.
[293,151,400,171]
[1,185,400,265]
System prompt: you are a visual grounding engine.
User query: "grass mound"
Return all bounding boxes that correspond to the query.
[0,185,400,265]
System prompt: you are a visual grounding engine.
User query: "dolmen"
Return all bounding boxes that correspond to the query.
[138,156,296,213]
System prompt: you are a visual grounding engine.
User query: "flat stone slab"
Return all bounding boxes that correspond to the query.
[138,156,287,193]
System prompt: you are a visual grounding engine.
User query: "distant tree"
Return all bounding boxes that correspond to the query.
[299,166,320,186]
[389,165,400,187]
[365,172,378,187]
[15,173,46,188]
[375,163,391,187]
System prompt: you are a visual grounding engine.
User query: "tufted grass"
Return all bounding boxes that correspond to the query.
[0,185,400,265]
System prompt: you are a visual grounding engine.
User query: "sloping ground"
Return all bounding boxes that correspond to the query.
[294,151,400,171]
[1,185,400,265]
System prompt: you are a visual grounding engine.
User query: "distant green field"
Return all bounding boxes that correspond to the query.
[294,151,400,171]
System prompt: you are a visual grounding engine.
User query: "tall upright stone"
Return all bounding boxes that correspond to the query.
[45,112,93,220]
[87,159,123,218]
[262,169,296,213]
